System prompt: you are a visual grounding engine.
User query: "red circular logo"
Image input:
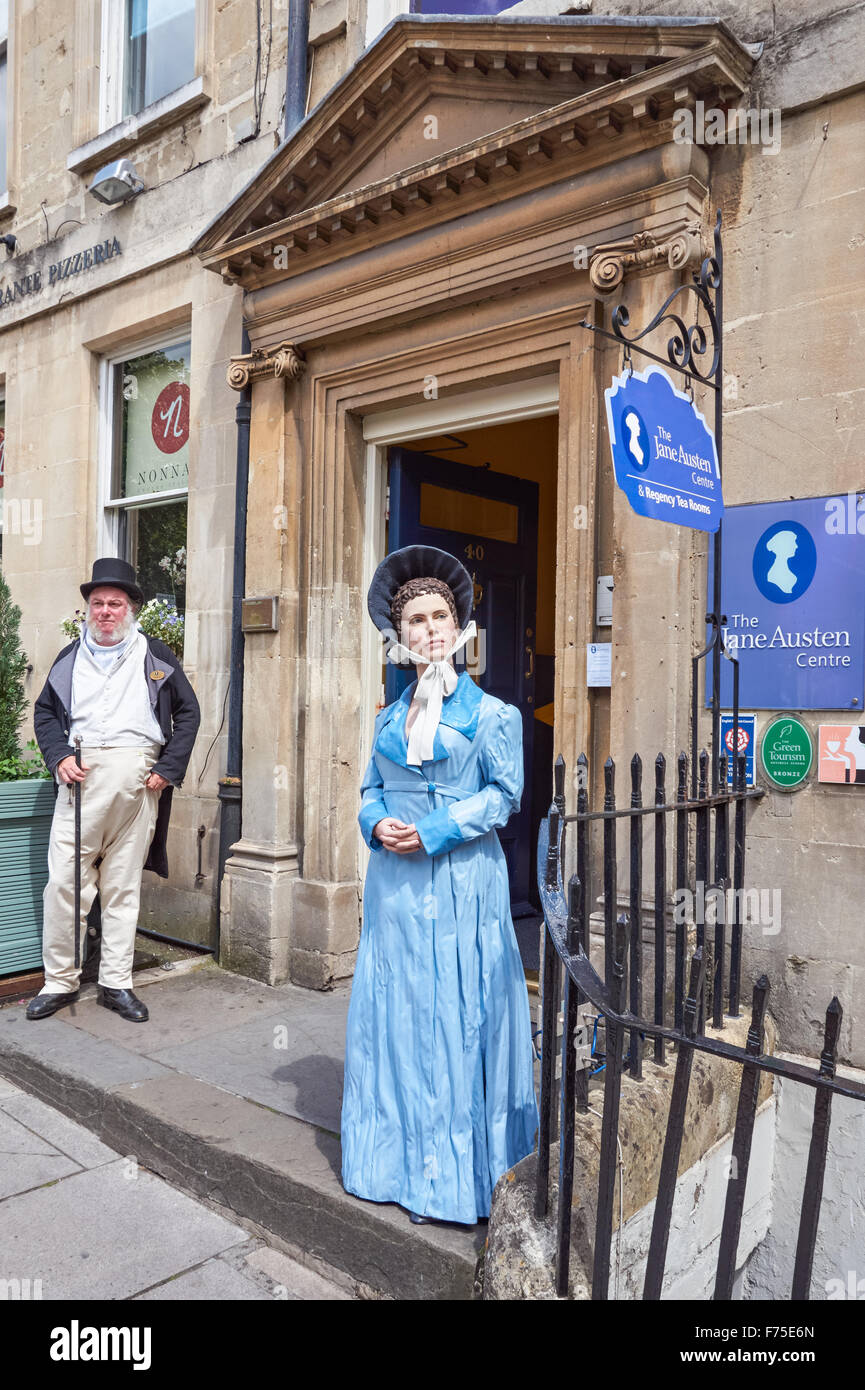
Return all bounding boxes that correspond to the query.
[151,382,190,454]
[724,725,750,753]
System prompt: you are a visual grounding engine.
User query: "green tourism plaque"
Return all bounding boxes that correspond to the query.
[760,716,813,790]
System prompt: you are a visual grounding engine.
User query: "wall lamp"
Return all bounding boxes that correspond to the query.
[87,159,145,205]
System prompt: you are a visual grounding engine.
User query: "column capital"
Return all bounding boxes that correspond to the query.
[227,340,306,391]
[589,219,714,297]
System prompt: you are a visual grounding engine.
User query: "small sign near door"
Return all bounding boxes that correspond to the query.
[586,643,612,687]
[720,712,756,786]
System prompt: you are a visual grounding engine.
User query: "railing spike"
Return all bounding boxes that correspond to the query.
[554,753,566,802]
[791,990,843,1300]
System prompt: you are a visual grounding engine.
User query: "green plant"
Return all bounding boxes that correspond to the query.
[137,597,184,659]
[0,577,48,782]
[0,569,28,767]
[159,546,186,590]
[61,609,86,641]
[0,739,51,783]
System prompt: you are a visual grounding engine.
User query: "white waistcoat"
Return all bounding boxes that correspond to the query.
[70,625,164,749]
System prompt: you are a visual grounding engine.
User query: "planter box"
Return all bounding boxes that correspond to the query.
[0,779,55,976]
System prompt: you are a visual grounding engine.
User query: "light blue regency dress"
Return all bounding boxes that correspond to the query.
[340,669,539,1224]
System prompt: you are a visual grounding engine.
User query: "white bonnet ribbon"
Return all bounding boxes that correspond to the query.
[387,620,477,765]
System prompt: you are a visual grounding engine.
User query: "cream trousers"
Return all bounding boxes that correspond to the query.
[39,743,162,995]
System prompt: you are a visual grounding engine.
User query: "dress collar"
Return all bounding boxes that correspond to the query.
[376,670,483,769]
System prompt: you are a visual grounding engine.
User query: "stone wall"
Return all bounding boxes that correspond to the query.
[484,1010,776,1298]
[533,0,865,1065]
[744,1052,865,1300]
[0,0,358,943]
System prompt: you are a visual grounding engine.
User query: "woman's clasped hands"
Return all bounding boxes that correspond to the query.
[373,817,422,854]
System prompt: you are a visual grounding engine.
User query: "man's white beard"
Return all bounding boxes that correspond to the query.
[86,608,136,646]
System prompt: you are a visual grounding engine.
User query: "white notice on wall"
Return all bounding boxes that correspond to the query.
[586,643,612,687]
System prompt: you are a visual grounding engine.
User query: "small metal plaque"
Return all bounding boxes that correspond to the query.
[241,596,279,632]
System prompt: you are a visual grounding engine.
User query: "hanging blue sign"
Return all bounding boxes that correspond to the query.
[604,365,723,533]
[708,497,865,710]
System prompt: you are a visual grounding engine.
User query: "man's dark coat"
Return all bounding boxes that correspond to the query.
[32,635,201,878]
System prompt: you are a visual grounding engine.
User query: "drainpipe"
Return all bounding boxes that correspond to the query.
[284,0,311,141]
[216,326,251,928]
[217,0,308,927]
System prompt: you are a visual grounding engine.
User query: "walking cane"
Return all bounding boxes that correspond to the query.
[73,735,82,970]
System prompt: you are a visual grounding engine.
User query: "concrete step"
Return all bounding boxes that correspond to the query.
[0,1005,484,1300]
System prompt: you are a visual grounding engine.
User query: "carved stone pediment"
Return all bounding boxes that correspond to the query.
[193,16,755,289]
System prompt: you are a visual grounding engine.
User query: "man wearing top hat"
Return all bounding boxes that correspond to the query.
[27,558,201,1022]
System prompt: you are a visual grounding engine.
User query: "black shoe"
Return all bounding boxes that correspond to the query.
[98,987,148,1022]
[25,991,80,1020]
[408,1211,433,1224]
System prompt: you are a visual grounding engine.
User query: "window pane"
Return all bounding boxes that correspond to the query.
[412,0,516,12]
[420,482,518,543]
[115,340,190,500]
[128,497,187,612]
[125,0,196,116]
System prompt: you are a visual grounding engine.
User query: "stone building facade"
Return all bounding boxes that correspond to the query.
[3,1,864,1065]
[0,0,351,944]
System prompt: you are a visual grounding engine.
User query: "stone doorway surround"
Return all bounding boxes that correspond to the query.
[359,373,560,839]
[193,16,756,988]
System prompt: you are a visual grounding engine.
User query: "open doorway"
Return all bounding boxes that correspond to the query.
[383,414,559,978]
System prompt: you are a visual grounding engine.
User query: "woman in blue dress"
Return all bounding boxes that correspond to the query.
[340,545,539,1226]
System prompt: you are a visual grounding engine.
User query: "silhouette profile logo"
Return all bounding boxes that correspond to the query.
[619,406,650,472]
[752,520,817,604]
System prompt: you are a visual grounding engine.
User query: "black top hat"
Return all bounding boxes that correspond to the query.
[80,557,144,606]
[367,545,474,634]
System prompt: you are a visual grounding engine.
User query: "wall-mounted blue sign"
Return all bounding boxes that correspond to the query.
[708,497,865,710]
[720,713,756,786]
[604,365,723,533]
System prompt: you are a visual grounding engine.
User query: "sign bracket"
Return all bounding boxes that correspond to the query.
[583,210,737,796]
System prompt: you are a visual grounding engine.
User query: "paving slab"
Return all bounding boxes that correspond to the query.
[42,964,351,1131]
[242,1245,354,1300]
[0,964,487,1299]
[0,1109,81,1200]
[0,1159,250,1300]
[0,1006,172,1130]
[147,1006,348,1131]
[133,1257,273,1301]
[60,962,295,1050]
[97,1071,483,1299]
[0,1089,118,1170]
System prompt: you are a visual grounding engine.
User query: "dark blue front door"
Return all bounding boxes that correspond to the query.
[387,447,539,915]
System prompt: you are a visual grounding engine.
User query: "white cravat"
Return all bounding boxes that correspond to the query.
[387,621,477,766]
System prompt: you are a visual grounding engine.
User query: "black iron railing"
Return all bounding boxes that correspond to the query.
[534,751,865,1301]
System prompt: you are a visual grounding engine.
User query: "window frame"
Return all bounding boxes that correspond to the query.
[97,326,191,561]
[0,0,15,214]
[98,0,204,135]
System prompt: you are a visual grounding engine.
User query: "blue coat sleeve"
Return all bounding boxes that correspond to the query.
[415,703,523,858]
[357,713,390,852]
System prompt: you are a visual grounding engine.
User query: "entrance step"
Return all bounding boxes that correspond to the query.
[0,994,484,1300]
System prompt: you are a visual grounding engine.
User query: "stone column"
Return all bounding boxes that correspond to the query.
[586,216,715,985]
[219,342,306,984]
[289,400,367,988]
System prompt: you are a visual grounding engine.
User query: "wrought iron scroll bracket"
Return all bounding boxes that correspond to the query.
[581,210,727,792]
